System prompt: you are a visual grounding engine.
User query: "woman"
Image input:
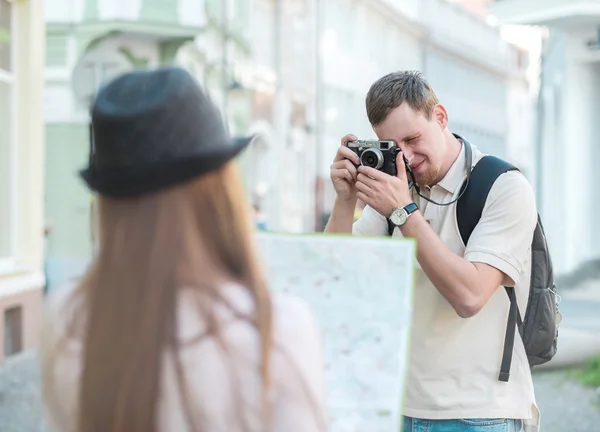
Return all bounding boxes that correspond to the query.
[40,67,327,432]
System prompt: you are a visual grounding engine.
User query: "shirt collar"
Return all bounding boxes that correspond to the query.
[436,135,474,194]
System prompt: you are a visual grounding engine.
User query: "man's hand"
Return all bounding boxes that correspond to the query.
[330,134,361,204]
[356,152,413,217]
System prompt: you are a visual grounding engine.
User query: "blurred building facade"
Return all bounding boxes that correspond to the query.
[225,0,318,234]
[43,0,205,289]
[317,0,533,223]
[0,0,46,362]
[490,0,600,276]
[42,0,536,289]
[44,0,319,292]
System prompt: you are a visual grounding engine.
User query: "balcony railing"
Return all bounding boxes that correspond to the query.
[45,0,206,29]
[489,0,600,26]
[420,0,511,67]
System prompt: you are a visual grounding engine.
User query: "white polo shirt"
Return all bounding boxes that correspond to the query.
[353,143,540,429]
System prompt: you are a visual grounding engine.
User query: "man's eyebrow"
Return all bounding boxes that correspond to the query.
[402,133,421,142]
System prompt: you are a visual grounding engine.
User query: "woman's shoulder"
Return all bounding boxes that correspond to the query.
[272,289,314,313]
[212,282,322,355]
[46,280,320,336]
[41,281,86,351]
[224,282,319,329]
[271,292,320,335]
[43,282,81,327]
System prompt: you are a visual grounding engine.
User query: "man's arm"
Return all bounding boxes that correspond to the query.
[400,172,537,318]
[325,199,389,236]
[324,197,356,234]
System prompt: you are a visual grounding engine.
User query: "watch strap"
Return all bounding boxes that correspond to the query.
[403,202,418,214]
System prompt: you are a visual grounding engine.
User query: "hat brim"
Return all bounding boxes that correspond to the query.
[80,135,254,198]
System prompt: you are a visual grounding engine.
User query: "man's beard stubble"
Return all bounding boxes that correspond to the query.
[415,165,439,188]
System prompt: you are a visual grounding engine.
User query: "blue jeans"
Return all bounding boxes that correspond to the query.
[402,416,524,432]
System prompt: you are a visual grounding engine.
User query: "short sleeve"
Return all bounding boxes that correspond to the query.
[352,205,387,236]
[463,171,537,286]
[271,295,327,431]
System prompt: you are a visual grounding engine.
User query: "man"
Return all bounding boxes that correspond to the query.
[325,71,539,432]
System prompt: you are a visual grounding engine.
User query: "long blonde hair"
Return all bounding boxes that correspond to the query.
[44,161,273,431]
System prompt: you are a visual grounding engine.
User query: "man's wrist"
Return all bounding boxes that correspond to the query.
[324,195,358,234]
[389,201,418,224]
[399,210,426,236]
[335,196,358,212]
[390,199,415,216]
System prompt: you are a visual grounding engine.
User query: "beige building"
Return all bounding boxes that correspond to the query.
[0,0,46,362]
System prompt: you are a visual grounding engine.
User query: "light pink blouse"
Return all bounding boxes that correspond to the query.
[40,282,327,432]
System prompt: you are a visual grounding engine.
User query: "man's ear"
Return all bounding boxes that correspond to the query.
[432,104,449,129]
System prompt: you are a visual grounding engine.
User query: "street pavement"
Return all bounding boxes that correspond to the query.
[0,351,47,432]
[0,351,599,432]
[534,368,600,432]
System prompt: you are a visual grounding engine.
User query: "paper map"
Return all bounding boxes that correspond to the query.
[255,233,416,432]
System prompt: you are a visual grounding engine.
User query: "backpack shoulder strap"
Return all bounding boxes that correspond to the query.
[456,155,518,246]
[456,155,522,382]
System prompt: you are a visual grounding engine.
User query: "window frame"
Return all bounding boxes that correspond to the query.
[0,0,16,275]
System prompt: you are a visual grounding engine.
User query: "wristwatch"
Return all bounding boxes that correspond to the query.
[389,203,418,227]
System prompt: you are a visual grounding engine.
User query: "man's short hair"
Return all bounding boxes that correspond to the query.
[365,71,439,126]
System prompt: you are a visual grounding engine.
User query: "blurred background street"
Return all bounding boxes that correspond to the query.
[1,0,600,430]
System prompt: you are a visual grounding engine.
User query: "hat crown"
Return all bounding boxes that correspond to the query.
[81,66,253,198]
[90,67,230,171]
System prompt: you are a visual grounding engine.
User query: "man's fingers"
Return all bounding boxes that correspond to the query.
[357,173,377,188]
[332,168,354,184]
[333,134,359,162]
[344,170,354,183]
[356,191,369,204]
[357,165,386,181]
[334,145,361,163]
[396,152,408,180]
[355,180,372,196]
[340,134,358,146]
[331,159,358,180]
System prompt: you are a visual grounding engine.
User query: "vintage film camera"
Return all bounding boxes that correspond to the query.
[346,139,402,175]
[346,139,415,188]
[347,139,399,176]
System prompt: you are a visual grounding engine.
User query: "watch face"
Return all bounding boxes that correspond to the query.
[391,209,408,226]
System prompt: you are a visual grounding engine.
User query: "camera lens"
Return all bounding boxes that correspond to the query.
[360,148,383,169]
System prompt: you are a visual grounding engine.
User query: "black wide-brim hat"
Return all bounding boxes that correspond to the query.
[80,67,254,198]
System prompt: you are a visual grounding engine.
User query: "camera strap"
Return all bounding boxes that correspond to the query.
[411,133,473,206]
[388,134,475,234]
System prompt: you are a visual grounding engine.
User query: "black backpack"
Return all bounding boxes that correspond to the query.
[387,155,560,382]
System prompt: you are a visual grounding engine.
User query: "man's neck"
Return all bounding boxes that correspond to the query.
[434,131,462,185]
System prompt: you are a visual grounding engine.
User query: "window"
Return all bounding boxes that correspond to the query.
[0,0,15,274]
[46,33,68,67]
[4,306,22,357]
[72,49,131,109]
